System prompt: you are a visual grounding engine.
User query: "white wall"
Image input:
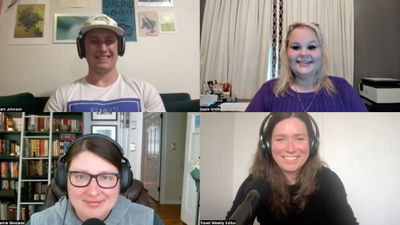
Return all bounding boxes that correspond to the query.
[128,112,143,181]
[0,0,199,99]
[82,112,143,180]
[201,113,400,225]
[201,113,236,220]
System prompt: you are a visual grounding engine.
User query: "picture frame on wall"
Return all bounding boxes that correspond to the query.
[159,13,176,33]
[91,125,117,141]
[10,0,50,45]
[53,14,91,43]
[91,112,118,121]
[137,0,173,7]
[138,11,159,36]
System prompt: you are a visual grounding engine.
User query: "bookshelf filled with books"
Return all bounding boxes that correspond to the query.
[0,113,83,221]
[17,113,54,221]
[0,112,22,220]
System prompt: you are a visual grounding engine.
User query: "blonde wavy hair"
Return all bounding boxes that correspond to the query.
[273,22,336,97]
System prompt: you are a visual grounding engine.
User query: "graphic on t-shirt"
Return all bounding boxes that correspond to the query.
[67,98,141,112]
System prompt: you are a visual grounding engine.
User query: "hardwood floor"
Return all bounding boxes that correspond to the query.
[149,197,186,225]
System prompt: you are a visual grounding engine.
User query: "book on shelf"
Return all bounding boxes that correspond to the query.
[0,113,22,132]
[22,160,48,178]
[53,119,82,132]
[33,183,47,201]
[20,182,47,203]
[0,201,10,220]
[24,139,49,157]
[26,116,50,133]
[23,116,82,133]
[1,180,18,190]
[52,135,76,157]
[0,162,19,179]
[0,201,26,220]
[7,204,26,221]
[0,139,21,157]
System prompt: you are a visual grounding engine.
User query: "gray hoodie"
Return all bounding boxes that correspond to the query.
[28,195,155,225]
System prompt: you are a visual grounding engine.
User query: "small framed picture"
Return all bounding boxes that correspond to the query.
[91,112,118,121]
[138,11,159,36]
[91,125,117,141]
[159,13,176,33]
[137,0,173,7]
[10,0,50,45]
[53,14,91,43]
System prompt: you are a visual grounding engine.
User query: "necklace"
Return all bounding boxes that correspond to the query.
[294,85,318,112]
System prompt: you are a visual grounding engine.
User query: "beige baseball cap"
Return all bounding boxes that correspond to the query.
[80,14,124,36]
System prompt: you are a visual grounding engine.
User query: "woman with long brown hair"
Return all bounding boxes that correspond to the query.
[227,113,358,224]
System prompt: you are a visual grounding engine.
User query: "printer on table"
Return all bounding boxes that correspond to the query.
[359,77,400,104]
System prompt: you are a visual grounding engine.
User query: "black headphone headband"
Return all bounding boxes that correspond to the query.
[76,31,125,59]
[54,133,132,193]
[259,113,320,159]
[67,133,125,156]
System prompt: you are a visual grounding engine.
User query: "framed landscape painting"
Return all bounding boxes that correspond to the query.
[54,14,90,43]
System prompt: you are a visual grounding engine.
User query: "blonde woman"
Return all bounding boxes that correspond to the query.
[246,22,367,112]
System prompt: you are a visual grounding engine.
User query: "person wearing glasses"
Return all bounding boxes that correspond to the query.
[27,134,163,225]
[246,22,367,112]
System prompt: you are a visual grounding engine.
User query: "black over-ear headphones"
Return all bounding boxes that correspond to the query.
[76,32,126,59]
[259,113,320,159]
[54,133,133,193]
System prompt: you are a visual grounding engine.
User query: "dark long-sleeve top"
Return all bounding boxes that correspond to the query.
[226,167,359,225]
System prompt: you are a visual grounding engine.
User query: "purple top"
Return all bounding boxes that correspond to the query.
[246,76,368,112]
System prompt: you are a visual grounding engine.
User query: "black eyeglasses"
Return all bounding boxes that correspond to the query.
[68,171,120,189]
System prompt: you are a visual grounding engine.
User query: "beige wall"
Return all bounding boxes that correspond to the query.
[0,0,199,99]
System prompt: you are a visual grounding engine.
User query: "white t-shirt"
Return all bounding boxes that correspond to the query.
[44,74,165,112]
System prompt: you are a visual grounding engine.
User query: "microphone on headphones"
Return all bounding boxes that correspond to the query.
[228,178,270,225]
[82,218,106,225]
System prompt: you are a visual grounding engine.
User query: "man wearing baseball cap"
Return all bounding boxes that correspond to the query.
[44,14,166,112]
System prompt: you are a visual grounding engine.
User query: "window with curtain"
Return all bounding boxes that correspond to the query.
[200,0,354,100]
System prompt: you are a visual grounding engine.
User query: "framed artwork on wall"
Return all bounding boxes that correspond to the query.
[159,13,176,33]
[138,11,159,36]
[91,112,118,121]
[137,0,173,7]
[53,14,91,43]
[91,125,117,141]
[9,0,50,45]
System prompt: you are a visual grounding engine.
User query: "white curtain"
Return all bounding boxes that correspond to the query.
[283,0,354,85]
[200,0,272,99]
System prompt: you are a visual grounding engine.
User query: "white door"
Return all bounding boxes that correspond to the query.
[181,113,200,225]
[159,113,186,204]
[142,113,162,201]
